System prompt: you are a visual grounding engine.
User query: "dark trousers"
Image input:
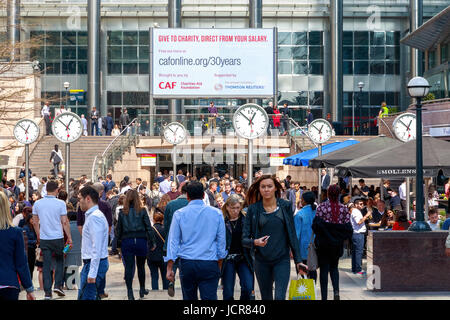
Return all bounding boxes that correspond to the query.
[28,247,36,280]
[123,255,147,290]
[317,245,342,300]
[222,259,254,300]
[401,200,407,210]
[351,233,365,273]
[179,259,220,300]
[147,259,169,290]
[91,122,98,136]
[40,238,65,294]
[44,115,51,135]
[78,258,109,300]
[254,257,290,300]
[0,288,20,300]
[106,129,112,136]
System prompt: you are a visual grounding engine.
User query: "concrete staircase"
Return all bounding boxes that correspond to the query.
[29,136,115,179]
[292,135,377,153]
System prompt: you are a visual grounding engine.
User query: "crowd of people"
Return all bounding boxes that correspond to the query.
[1,167,450,301]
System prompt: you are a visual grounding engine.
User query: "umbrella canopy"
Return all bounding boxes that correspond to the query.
[283,139,360,167]
[336,136,450,178]
[308,136,403,169]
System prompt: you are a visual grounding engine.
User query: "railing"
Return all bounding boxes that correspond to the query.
[91,118,140,181]
[287,117,317,152]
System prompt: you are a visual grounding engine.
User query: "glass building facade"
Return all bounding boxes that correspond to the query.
[18,0,448,129]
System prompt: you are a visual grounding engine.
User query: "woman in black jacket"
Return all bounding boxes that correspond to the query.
[312,184,353,300]
[147,209,169,291]
[242,175,307,300]
[116,189,156,300]
[222,194,254,300]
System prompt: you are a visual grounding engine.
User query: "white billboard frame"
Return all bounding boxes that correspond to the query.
[149,27,278,99]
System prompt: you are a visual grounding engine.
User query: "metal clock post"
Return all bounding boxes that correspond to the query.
[163,122,187,185]
[13,119,40,202]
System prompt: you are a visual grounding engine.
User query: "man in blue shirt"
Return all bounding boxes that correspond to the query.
[165,182,227,300]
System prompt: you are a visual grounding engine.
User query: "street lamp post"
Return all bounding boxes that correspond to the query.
[407,76,431,232]
[358,81,364,135]
[64,82,70,110]
[63,81,70,193]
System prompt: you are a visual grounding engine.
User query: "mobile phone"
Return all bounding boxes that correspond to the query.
[263,235,270,241]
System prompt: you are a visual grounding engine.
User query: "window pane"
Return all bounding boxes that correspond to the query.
[78,61,87,74]
[62,61,77,74]
[123,31,138,45]
[394,62,400,74]
[385,31,395,45]
[386,61,395,74]
[385,92,395,105]
[78,46,88,60]
[46,46,61,60]
[78,31,88,45]
[46,62,60,74]
[295,92,308,105]
[108,31,122,45]
[30,47,44,60]
[278,32,291,45]
[394,31,401,45]
[309,46,323,60]
[62,31,77,45]
[278,61,292,74]
[62,46,77,59]
[343,31,353,45]
[139,63,149,74]
[123,63,138,74]
[343,46,353,59]
[292,32,307,45]
[308,31,322,45]
[309,91,323,105]
[354,46,368,60]
[354,61,369,74]
[30,31,45,46]
[108,63,122,74]
[46,31,60,45]
[139,46,149,60]
[370,32,385,45]
[395,46,400,60]
[385,46,395,60]
[139,31,149,45]
[310,62,323,75]
[370,46,384,60]
[343,61,353,75]
[370,61,385,74]
[370,92,385,106]
[107,92,122,105]
[123,46,138,60]
[359,92,369,105]
[123,92,138,105]
[343,92,353,105]
[278,46,292,59]
[354,31,368,45]
[136,92,149,105]
[108,46,122,60]
[292,46,307,60]
[293,61,308,74]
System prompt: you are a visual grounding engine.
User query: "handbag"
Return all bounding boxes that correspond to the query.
[307,233,318,271]
[152,225,165,243]
[289,275,316,300]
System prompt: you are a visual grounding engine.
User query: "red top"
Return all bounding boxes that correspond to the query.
[272,109,281,127]
[392,221,411,230]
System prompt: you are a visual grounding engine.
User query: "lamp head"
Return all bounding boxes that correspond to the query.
[407,77,430,98]
[64,82,70,89]
[357,81,364,89]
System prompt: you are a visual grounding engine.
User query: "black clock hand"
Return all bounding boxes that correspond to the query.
[240,112,252,125]
[406,120,413,131]
[250,112,257,124]
[319,125,324,134]
[398,119,408,128]
[67,118,74,129]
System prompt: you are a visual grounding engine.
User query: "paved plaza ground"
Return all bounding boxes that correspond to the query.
[19,253,450,301]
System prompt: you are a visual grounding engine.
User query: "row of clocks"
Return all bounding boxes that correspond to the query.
[14,112,83,145]
[14,106,417,146]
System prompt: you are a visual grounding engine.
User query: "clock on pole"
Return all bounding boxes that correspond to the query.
[392,112,416,142]
[163,122,187,184]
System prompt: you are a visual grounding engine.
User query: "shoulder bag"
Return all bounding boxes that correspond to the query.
[307,233,318,271]
[152,225,165,243]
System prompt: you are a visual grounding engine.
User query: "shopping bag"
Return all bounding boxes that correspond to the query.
[307,233,318,271]
[288,276,316,300]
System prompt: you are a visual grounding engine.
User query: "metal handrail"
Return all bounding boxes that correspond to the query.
[377,116,395,138]
[287,117,318,149]
[91,118,139,181]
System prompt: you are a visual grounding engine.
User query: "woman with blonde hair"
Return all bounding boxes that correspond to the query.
[116,189,156,300]
[0,191,35,300]
[221,194,254,300]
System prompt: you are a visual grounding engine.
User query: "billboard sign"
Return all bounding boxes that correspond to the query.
[151,28,275,98]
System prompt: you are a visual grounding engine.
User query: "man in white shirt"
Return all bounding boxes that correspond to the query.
[399,180,407,210]
[427,208,441,231]
[159,175,171,194]
[30,173,41,192]
[350,199,371,275]
[77,186,109,300]
[41,101,52,135]
[32,180,72,300]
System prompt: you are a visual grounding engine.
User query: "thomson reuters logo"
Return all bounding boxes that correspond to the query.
[214,83,223,91]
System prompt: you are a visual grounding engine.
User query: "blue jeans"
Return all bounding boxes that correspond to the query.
[179,259,220,300]
[91,122,97,136]
[147,259,169,290]
[254,257,290,300]
[222,259,254,300]
[78,258,109,300]
[351,232,365,273]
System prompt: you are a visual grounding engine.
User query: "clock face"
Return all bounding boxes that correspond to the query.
[14,119,40,145]
[163,122,187,145]
[52,112,83,143]
[308,119,332,144]
[233,104,269,140]
[392,113,416,142]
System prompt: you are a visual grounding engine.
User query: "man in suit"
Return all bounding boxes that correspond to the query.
[280,103,290,135]
[119,108,130,135]
[90,106,99,136]
[321,169,330,193]
[105,112,114,136]
[371,200,386,223]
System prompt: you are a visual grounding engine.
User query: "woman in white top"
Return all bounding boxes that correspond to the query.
[111,124,121,136]
[49,144,64,177]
